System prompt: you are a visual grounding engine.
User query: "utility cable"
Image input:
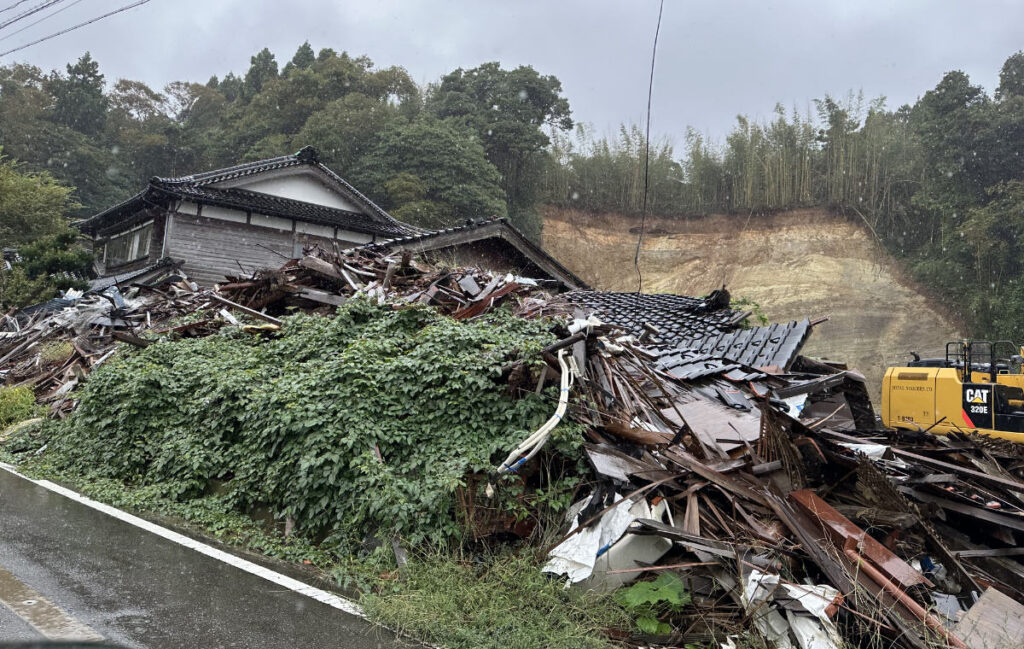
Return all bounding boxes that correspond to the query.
[0,0,82,43]
[0,0,64,31]
[633,0,665,294]
[0,0,150,57]
[0,0,32,15]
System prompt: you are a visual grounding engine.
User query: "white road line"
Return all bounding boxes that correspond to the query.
[0,566,103,642]
[0,463,365,619]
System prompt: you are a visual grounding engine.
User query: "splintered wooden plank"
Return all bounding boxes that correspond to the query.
[296,288,347,307]
[677,398,761,451]
[954,587,1024,649]
[298,255,343,280]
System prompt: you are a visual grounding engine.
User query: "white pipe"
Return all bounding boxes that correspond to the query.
[495,348,574,475]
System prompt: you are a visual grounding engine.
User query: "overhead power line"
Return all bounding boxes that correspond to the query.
[633,0,665,294]
[0,0,151,57]
[0,0,65,31]
[0,0,32,15]
[0,0,82,43]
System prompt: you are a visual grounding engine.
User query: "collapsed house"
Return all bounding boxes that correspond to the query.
[2,240,1023,649]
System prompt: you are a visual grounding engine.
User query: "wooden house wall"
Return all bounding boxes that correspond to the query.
[164,212,371,286]
[165,213,295,286]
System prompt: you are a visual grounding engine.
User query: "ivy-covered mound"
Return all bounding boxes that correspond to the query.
[39,299,564,549]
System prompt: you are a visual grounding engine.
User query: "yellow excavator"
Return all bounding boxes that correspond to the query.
[882,341,1024,443]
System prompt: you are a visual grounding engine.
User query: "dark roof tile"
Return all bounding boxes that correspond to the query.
[78,146,412,237]
[559,290,814,372]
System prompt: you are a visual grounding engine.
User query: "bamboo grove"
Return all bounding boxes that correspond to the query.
[541,92,920,239]
[543,52,1024,341]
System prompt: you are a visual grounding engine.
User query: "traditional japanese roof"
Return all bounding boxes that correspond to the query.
[558,289,815,372]
[355,218,589,291]
[558,290,747,342]
[77,147,412,238]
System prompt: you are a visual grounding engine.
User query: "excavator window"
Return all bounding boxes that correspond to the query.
[995,384,1024,415]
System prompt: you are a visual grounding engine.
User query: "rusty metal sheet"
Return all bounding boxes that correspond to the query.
[451,282,521,319]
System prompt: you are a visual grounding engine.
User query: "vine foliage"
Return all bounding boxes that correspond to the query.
[41,300,566,549]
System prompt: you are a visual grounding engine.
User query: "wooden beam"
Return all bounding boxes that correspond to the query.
[210,294,282,326]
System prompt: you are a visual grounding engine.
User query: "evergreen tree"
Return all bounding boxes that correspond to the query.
[46,53,108,135]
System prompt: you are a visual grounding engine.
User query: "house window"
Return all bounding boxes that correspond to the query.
[103,221,153,266]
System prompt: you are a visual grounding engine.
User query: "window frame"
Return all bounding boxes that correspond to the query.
[102,220,153,267]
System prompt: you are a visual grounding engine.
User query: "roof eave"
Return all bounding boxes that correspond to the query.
[159,185,403,238]
[363,218,589,291]
[76,187,168,235]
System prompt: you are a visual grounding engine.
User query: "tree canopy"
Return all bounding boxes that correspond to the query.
[5,44,1024,340]
[0,152,78,245]
[351,118,507,228]
[0,153,89,309]
[0,48,564,236]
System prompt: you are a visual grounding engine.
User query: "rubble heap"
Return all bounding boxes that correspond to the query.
[2,246,1023,649]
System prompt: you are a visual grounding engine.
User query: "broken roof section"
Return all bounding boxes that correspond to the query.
[77,146,413,238]
[86,258,184,292]
[559,289,816,373]
[355,217,589,292]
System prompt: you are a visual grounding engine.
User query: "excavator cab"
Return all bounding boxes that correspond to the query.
[882,340,1024,442]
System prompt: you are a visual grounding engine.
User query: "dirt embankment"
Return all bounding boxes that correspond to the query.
[543,207,961,398]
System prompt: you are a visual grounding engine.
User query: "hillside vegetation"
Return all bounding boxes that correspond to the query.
[541,53,1024,342]
[3,44,1024,342]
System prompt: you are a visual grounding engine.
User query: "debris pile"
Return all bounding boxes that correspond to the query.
[2,246,1024,649]
[0,263,216,415]
[215,245,557,320]
[0,247,554,412]
[528,311,1024,649]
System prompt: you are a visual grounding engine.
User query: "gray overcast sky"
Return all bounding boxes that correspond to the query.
[3,0,1023,143]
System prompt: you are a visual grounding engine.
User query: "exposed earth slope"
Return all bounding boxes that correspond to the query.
[542,207,961,398]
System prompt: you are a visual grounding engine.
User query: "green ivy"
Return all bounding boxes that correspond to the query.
[34,299,568,551]
[615,572,692,635]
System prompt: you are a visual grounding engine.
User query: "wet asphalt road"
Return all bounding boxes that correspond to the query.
[0,468,415,648]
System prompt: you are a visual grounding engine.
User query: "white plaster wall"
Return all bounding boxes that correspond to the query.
[296,221,335,238]
[337,229,374,244]
[229,171,361,212]
[201,204,247,223]
[250,213,294,231]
